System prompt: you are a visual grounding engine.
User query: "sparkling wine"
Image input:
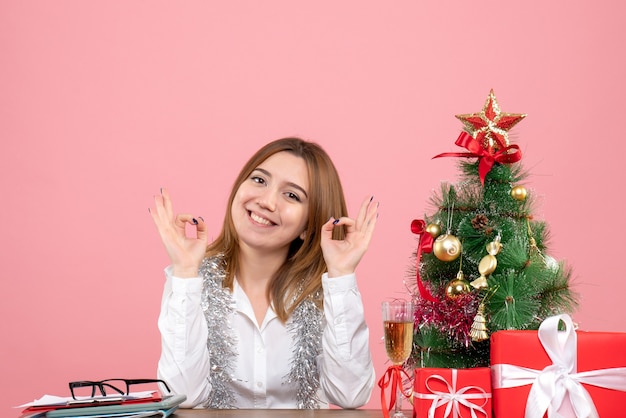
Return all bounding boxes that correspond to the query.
[384,320,414,364]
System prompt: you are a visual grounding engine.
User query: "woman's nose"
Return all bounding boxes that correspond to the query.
[257,189,277,211]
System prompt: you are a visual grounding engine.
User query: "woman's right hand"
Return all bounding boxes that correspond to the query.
[149,188,208,278]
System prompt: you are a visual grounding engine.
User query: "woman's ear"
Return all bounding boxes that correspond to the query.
[299,230,307,240]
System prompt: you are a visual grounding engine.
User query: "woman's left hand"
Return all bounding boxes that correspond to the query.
[320,196,378,278]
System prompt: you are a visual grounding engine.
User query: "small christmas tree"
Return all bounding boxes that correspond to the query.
[408,90,578,369]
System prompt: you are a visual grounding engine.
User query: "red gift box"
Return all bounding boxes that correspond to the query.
[491,314,626,418]
[413,367,492,418]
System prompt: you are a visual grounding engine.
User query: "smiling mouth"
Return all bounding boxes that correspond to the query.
[249,211,274,226]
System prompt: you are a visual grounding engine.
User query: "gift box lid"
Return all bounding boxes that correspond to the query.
[491,329,626,371]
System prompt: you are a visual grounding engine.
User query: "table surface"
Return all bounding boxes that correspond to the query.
[170,409,404,417]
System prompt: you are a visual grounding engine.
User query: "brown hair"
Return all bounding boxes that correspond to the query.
[205,137,348,322]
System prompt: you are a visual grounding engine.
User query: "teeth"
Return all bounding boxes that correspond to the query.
[250,212,272,225]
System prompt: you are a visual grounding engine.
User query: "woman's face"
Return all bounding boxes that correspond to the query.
[231,151,310,256]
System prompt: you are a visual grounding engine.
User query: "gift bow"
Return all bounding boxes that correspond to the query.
[491,314,626,418]
[378,365,413,418]
[433,131,522,185]
[414,369,491,418]
[410,219,438,302]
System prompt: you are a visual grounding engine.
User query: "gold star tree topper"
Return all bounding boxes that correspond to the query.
[455,89,527,153]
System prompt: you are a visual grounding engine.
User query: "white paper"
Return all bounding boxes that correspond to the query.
[16,391,157,408]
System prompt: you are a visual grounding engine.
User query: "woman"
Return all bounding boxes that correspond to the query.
[150,137,378,409]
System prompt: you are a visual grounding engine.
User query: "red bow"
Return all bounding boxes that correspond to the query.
[378,365,414,418]
[433,132,522,185]
[411,220,439,303]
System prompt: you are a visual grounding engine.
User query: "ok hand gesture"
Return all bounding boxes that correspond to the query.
[320,196,378,278]
[149,188,208,278]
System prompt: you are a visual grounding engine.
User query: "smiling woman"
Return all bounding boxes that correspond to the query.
[231,153,311,271]
[148,137,379,410]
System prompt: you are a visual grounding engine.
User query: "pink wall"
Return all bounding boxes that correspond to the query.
[2,1,625,413]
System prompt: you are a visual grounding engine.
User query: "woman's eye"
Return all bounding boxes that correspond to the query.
[286,192,301,202]
[251,176,265,185]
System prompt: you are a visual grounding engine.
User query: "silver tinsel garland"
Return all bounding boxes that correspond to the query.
[199,255,324,409]
[285,290,324,409]
[200,256,238,409]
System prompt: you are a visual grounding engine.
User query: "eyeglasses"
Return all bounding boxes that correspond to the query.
[69,378,171,400]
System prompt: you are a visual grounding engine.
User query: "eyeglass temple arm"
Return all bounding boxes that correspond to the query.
[122,378,172,393]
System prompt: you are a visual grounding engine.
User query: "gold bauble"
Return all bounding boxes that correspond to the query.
[425,223,442,239]
[446,276,471,299]
[433,234,462,262]
[511,185,528,201]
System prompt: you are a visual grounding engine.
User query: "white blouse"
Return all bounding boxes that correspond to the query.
[157,266,375,409]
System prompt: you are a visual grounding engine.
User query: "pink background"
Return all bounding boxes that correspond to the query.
[2,1,625,413]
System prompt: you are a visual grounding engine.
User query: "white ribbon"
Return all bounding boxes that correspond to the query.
[413,369,491,418]
[491,314,626,418]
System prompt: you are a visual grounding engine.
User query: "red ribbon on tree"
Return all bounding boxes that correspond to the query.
[433,132,523,185]
[378,365,414,418]
[411,219,438,303]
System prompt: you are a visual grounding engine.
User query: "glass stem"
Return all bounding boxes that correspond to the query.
[394,386,402,416]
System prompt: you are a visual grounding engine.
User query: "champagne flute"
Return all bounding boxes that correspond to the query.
[382,300,414,418]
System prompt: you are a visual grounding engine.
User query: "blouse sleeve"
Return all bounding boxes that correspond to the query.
[318,273,376,408]
[157,266,211,408]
